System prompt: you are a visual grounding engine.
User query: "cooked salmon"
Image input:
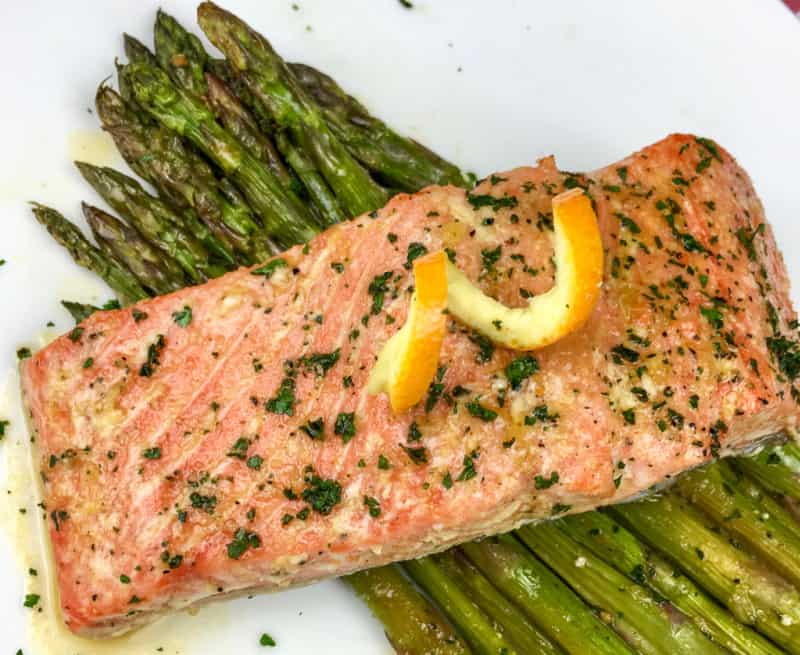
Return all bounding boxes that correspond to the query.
[21,134,800,636]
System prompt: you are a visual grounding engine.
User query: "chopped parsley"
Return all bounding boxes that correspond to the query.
[172,305,192,327]
[405,242,429,269]
[142,447,161,460]
[368,271,393,315]
[259,633,277,647]
[300,418,324,440]
[407,421,422,442]
[226,527,262,559]
[505,354,539,390]
[363,496,381,518]
[251,258,287,278]
[469,332,495,363]
[466,398,497,421]
[334,412,356,442]
[534,471,559,490]
[425,365,447,412]
[68,327,84,342]
[480,246,502,273]
[23,594,40,608]
[226,437,251,459]
[300,349,340,377]
[266,377,296,415]
[139,334,166,377]
[247,455,263,470]
[401,444,428,465]
[456,452,478,481]
[378,454,391,470]
[302,475,342,515]
[132,308,148,322]
[467,192,518,211]
[16,347,32,360]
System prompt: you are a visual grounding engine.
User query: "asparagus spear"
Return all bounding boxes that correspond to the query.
[461,535,633,654]
[434,551,563,655]
[29,203,148,304]
[345,566,471,655]
[95,84,273,263]
[609,494,800,652]
[197,1,390,217]
[205,72,345,226]
[559,511,784,655]
[402,557,524,655]
[122,61,319,246]
[75,161,227,282]
[290,62,472,191]
[153,10,346,227]
[677,460,800,587]
[736,441,800,500]
[82,203,185,296]
[124,33,159,67]
[203,73,298,191]
[153,9,209,98]
[517,523,728,655]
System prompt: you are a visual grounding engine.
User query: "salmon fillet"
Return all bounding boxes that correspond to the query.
[22,134,800,636]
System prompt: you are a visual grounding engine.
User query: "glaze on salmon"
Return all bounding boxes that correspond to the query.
[22,134,800,636]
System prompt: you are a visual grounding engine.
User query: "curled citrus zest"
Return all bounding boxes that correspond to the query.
[446,188,603,350]
[367,250,449,412]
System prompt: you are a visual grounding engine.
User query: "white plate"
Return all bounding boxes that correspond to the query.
[2,1,800,653]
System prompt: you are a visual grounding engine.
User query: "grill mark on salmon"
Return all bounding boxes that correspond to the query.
[21,134,800,636]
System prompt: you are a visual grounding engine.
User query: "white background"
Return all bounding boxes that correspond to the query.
[1,1,799,652]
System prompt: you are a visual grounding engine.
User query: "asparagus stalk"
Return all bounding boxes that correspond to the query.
[677,460,800,587]
[197,1,390,217]
[461,535,633,654]
[81,203,185,296]
[609,494,800,653]
[517,523,728,655]
[345,566,471,655]
[205,72,345,226]
[290,62,473,191]
[559,511,784,655]
[95,84,273,263]
[152,10,345,227]
[124,33,159,67]
[29,203,148,304]
[736,442,800,500]
[203,73,298,191]
[153,9,209,98]
[75,161,228,282]
[122,61,319,246]
[402,557,524,655]
[434,550,563,655]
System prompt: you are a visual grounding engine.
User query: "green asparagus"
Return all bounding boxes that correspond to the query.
[517,523,727,655]
[290,62,473,191]
[205,72,345,226]
[609,494,800,652]
[559,510,784,655]
[345,566,471,655]
[461,535,633,654]
[29,203,147,304]
[123,33,158,67]
[122,61,319,246]
[736,441,800,500]
[403,556,523,655]
[95,84,273,263]
[75,161,228,282]
[203,72,298,191]
[434,550,563,655]
[197,1,390,217]
[81,203,185,296]
[677,460,800,587]
[154,9,209,98]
